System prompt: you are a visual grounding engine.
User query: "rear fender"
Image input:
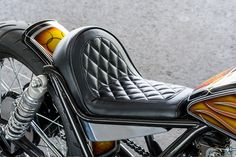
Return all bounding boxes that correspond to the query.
[23,20,68,64]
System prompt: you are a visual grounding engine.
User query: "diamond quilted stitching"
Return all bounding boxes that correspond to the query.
[83,37,185,101]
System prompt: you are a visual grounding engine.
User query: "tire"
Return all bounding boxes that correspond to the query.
[0,21,83,156]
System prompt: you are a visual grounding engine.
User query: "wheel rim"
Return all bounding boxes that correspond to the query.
[0,57,67,156]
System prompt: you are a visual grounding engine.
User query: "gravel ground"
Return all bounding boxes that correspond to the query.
[1,0,236,156]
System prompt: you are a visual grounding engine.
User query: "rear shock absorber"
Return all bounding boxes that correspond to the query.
[4,75,48,140]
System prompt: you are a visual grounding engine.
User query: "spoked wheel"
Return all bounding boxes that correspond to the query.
[0,21,83,156]
[0,58,67,156]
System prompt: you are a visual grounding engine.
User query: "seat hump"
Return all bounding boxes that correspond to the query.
[53,27,192,119]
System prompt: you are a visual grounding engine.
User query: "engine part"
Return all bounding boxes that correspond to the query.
[205,147,236,157]
[4,75,48,140]
[194,131,230,157]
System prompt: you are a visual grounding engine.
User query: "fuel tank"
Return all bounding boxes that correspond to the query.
[188,67,236,139]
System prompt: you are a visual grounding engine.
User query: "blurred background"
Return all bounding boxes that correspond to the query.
[1,0,236,151]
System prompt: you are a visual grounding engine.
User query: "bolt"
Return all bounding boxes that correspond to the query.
[31,77,42,88]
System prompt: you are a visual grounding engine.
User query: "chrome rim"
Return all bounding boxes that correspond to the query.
[0,57,67,156]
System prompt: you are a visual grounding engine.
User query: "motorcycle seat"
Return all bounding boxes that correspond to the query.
[53,27,193,119]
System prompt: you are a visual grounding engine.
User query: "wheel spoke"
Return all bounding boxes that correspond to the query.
[10,58,24,92]
[8,58,24,91]
[31,121,64,157]
[0,80,10,91]
[0,58,67,156]
[36,113,63,128]
[3,64,32,81]
[43,115,61,131]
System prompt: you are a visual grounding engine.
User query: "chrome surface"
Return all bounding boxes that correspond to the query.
[4,75,48,140]
[205,147,236,157]
[83,121,167,141]
[0,58,67,156]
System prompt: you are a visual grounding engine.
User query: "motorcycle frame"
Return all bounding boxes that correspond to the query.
[22,22,212,156]
[44,65,209,157]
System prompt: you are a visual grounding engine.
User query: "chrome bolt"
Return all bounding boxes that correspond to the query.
[31,77,42,88]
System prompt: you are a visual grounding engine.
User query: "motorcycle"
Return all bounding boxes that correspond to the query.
[0,19,234,157]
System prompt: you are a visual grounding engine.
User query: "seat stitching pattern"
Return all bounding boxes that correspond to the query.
[82,37,185,101]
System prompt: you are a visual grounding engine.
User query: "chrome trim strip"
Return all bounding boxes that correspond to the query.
[83,122,167,141]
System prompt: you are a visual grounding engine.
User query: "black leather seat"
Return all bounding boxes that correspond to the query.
[53,27,193,119]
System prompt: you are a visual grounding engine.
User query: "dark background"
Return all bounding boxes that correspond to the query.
[2,0,236,149]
